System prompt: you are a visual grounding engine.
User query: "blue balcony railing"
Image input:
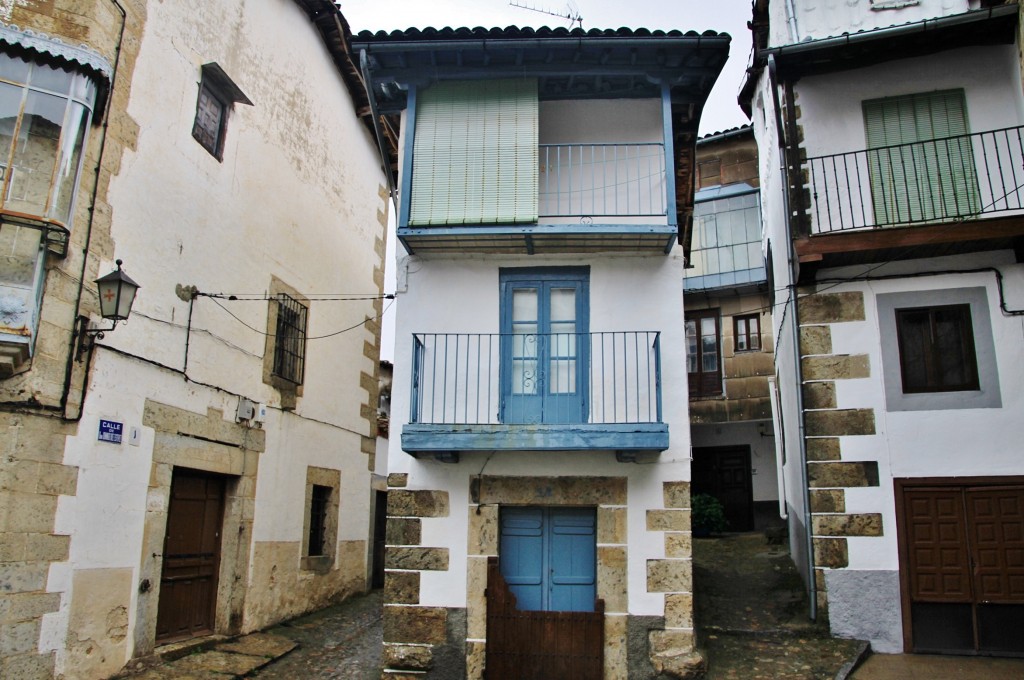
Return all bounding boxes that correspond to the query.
[807,125,1024,233]
[539,143,667,218]
[409,331,663,426]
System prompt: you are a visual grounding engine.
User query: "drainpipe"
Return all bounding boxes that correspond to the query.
[784,0,801,43]
[768,54,816,622]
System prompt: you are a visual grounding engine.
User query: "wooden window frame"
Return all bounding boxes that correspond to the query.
[190,63,252,162]
[686,308,722,398]
[734,313,761,352]
[895,303,979,394]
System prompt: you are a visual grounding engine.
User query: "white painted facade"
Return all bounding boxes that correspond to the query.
[24,1,387,676]
[749,0,1024,655]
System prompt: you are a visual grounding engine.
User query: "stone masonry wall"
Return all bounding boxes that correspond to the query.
[798,290,883,613]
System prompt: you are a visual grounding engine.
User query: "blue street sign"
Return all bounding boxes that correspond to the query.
[98,419,123,444]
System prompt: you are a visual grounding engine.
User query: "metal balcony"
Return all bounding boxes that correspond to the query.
[806,125,1024,233]
[401,331,668,455]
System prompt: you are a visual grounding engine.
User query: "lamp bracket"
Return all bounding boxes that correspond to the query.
[74,315,118,362]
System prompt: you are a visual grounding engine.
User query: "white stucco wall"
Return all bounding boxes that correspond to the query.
[769,0,975,47]
[387,251,692,616]
[43,0,386,670]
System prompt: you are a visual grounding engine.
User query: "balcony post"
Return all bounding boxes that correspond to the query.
[661,82,677,227]
[654,332,663,424]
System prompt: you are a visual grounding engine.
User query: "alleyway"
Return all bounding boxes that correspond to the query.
[250,590,383,679]
[694,532,865,679]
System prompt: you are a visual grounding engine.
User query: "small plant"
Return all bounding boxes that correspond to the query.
[691,493,728,536]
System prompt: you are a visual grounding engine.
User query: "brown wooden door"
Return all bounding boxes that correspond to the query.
[155,469,226,644]
[693,446,754,531]
[900,483,1024,655]
[485,556,604,679]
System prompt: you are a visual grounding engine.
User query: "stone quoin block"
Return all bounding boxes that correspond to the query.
[665,532,692,559]
[646,559,692,593]
[664,593,694,629]
[383,605,448,645]
[597,546,627,613]
[663,481,691,509]
[809,489,846,514]
[813,513,883,537]
[802,382,837,410]
[597,506,627,544]
[799,292,865,324]
[646,509,690,533]
[805,437,841,461]
[387,473,408,488]
[382,643,433,671]
[385,518,421,546]
[384,547,449,571]
[387,489,450,518]
[477,475,627,506]
[800,325,832,355]
[802,355,870,381]
[814,537,849,568]
[808,461,880,488]
[805,408,876,437]
[384,570,419,605]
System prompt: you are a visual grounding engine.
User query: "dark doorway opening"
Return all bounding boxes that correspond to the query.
[692,445,754,532]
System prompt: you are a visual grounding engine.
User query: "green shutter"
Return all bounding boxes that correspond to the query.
[863,90,979,225]
[410,79,538,226]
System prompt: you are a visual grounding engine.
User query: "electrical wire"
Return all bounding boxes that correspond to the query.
[205,295,395,340]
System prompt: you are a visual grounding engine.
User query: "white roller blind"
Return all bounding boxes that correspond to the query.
[410,78,538,225]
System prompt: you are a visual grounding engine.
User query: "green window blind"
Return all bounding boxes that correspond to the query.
[863,90,980,225]
[410,79,538,226]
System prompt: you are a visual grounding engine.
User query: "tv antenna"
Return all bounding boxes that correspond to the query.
[509,1,583,29]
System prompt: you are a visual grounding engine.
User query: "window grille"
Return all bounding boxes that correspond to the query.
[308,485,331,557]
[273,293,307,385]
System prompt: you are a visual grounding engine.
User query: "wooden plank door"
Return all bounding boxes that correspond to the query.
[155,469,226,644]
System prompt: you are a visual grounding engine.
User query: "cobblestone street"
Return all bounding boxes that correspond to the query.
[249,590,383,679]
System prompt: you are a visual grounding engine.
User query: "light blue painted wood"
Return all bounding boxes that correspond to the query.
[499,268,590,425]
[400,422,670,453]
[661,82,677,227]
[501,507,596,612]
[398,85,417,232]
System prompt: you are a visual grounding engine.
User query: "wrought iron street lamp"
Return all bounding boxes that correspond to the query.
[76,259,140,360]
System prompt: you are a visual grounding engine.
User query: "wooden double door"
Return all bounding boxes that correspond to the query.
[155,469,226,644]
[692,446,754,532]
[898,481,1024,655]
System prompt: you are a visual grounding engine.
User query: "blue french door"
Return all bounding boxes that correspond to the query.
[500,268,589,424]
[499,507,597,612]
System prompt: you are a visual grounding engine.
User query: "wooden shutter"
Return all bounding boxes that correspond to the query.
[410,79,538,225]
[864,90,979,224]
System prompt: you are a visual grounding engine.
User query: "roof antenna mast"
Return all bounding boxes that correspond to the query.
[509,1,583,29]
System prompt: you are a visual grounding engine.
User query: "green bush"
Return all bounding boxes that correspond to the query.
[691,493,728,536]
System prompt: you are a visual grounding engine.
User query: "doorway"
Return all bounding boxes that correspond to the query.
[692,446,754,532]
[897,479,1024,655]
[155,468,226,643]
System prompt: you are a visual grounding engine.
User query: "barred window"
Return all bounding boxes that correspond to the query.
[307,485,331,557]
[273,293,307,385]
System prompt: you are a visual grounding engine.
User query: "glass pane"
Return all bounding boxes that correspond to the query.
[28,63,73,95]
[0,224,44,334]
[7,90,66,216]
[686,320,697,373]
[550,287,576,322]
[897,310,930,390]
[736,318,748,351]
[0,81,24,187]
[934,309,972,387]
[702,341,718,372]
[701,317,716,336]
[549,322,576,356]
[0,54,29,86]
[70,73,97,107]
[549,359,576,394]
[733,243,749,270]
[513,327,538,358]
[512,288,538,322]
[50,101,88,224]
[512,359,538,394]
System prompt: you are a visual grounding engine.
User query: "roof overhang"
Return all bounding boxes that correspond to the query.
[353,26,730,258]
[740,4,1019,114]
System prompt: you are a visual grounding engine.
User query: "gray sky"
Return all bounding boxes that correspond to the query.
[339,0,753,135]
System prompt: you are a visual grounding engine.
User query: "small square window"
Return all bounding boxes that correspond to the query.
[895,304,978,393]
[273,293,307,386]
[734,313,761,352]
[307,485,331,557]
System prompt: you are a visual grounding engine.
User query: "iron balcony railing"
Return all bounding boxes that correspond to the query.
[539,143,667,218]
[410,331,663,426]
[806,125,1024,233]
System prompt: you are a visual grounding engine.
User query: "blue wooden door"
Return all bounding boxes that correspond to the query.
[499,507,596,612]
[500,268,589,424]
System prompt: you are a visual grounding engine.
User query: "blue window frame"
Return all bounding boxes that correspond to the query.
[499,267,589,424]
[499,506,597,612]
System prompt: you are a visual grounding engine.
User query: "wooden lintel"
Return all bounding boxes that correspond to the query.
[795,215,1024,259]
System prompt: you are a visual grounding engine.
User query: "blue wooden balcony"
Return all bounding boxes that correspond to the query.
[401,331,668,456]
[398,142,677,255]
